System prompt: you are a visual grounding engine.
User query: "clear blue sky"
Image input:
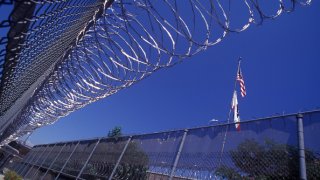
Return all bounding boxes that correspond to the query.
[2,3,320,145]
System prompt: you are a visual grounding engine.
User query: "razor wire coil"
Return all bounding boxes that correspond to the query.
[0,0,313,144]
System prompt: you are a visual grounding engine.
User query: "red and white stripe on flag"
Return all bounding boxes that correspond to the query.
[237,67,246,97]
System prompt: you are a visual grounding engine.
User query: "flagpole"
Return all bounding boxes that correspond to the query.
[218,57,242,168]
[227,57,241,123]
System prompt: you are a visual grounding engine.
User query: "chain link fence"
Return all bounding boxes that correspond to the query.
[9,110,320,179]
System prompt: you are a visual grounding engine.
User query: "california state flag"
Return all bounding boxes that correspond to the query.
[232,91,240,131]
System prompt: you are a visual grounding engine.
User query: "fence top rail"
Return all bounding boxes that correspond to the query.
[33,109,320,148]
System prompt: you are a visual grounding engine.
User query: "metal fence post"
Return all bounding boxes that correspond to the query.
[19,146,44,176]
[18,147,42,174]
[55,141,80,180]
[31,143,57,179]
[297,113,307,180]
[15,149,35,174]
[169,129,188,180]
[40,143,66,180]
[108,136,132,180]
[12,160,20,172]
[0,154,13,170]
[76,138,101,179]
[13,155,25,172]
[24,145,50,178]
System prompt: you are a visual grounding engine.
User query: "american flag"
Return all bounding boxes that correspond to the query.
[237,66,246,97]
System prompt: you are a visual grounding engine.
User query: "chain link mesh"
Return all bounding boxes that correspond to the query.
[9,111,320,179]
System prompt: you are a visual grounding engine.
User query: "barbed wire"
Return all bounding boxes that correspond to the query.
[0,0,313,144]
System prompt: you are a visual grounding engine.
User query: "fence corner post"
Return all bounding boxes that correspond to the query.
[297,113,307,180]
[169,129,188,180]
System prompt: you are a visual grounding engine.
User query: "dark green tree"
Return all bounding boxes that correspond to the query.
[105,126,149,179]
[4,170,22,180]
[80,126,149,179]
[108,126,122,138]
[216,165,242,179]
[219,139,320,179]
